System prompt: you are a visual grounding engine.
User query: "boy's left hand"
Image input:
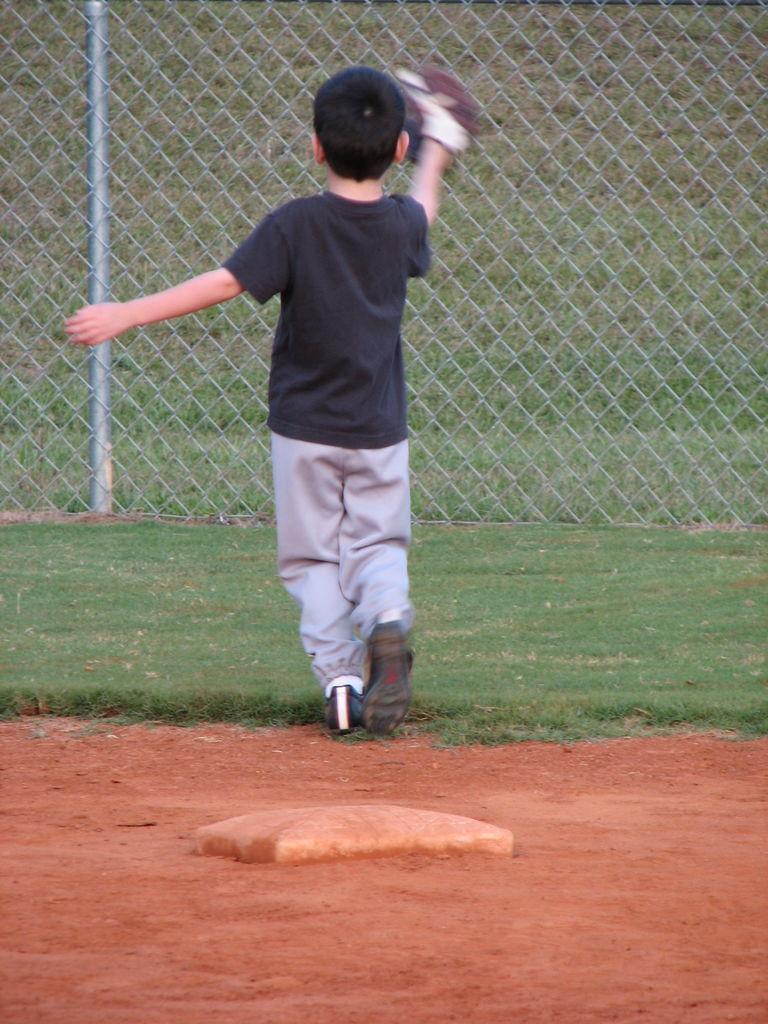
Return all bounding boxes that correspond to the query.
[65,302,130,346]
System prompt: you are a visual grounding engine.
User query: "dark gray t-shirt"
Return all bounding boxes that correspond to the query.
[224,191,430,448]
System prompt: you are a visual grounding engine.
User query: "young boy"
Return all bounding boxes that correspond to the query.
[66,65,474,736]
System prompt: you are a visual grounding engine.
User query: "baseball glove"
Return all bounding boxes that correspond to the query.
[396,64,480,160]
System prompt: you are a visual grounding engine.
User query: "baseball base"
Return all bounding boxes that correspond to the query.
[195,804,514,865]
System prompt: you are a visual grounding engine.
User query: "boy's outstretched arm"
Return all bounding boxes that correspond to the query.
[65,267,244,347]
[409,138,453,226]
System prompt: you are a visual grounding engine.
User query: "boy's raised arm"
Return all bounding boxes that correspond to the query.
[65,267,244,347]
[409,138,453,226]
[397,65,478,227]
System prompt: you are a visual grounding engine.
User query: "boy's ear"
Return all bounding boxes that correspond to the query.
[393,130,410,165]
[312,133,326,165]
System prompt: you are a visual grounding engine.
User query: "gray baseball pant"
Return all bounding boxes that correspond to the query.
[271,433,414,688]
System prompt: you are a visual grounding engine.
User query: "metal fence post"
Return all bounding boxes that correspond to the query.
[85,0,112,513]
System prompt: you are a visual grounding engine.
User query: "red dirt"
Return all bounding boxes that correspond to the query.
[1,719,766,1024]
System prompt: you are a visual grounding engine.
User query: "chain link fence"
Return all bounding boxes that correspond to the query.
[3,0,766,524]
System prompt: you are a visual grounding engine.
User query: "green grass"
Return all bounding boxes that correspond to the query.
[2,2,767,523]
[1,521,765,743]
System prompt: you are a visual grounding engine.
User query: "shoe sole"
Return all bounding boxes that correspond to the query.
[325,685,363,735]
[328,686,351,733]
[362,623,412,736]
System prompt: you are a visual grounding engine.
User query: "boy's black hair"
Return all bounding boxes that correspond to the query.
[313,67,405,182]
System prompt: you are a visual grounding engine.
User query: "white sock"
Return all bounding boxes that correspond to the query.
[377,609,402,625]
[324,675,364,699]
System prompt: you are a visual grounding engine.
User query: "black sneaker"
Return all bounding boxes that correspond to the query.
[361,621,413,736]
[324,683,364,735]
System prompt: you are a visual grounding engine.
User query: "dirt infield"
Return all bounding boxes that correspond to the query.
[2,719,766,1024]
